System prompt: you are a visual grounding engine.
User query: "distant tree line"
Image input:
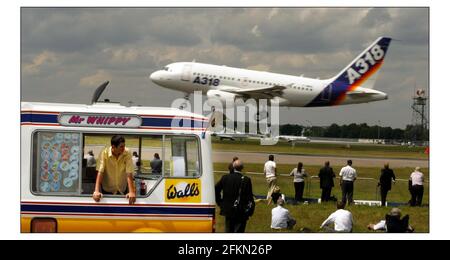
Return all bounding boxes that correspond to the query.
[280,123,429,141]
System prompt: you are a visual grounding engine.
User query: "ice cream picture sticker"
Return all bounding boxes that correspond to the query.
[38,132,82,193]
[63,178,73,188]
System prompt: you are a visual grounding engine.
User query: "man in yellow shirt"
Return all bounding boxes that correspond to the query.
[93,135,136,204]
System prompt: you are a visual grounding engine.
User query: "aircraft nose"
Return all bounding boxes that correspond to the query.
[150,71,159,82]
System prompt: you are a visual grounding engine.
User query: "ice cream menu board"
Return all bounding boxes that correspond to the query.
[37,132,81,193]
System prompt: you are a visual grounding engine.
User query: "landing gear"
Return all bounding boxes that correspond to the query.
[179,93,190,110]
[255,100,272,137]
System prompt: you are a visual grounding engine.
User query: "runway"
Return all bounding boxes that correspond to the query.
[85,145,428,168]
[212,150,428,168]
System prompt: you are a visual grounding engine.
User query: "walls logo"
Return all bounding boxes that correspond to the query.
[165,179,201,203]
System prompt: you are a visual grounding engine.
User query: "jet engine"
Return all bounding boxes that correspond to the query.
[206,90,238,106]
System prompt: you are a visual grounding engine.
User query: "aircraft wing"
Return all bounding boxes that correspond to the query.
[217,85,287,99]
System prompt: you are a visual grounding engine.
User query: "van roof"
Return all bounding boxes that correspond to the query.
[21,102,208,120]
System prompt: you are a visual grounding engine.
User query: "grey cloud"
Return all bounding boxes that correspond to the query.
[146,15,202,46]
[22,8,146,53]
[211,8,372,54]
[360,8,392,27]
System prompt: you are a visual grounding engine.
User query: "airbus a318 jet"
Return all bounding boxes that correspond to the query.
[150,37,391,109]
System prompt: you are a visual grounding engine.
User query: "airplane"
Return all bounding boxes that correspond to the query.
[276,135,311,143]
[211,129,263,141]
[150,37,391,109]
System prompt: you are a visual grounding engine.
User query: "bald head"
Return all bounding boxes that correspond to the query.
[233,160,244,172]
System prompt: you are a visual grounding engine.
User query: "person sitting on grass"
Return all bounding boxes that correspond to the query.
[320,201,353,233]
[267,186,285,205]
[271,198,296,230]
[367,208,414,233]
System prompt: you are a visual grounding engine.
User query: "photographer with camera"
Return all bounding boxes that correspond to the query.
[215,160,255,233]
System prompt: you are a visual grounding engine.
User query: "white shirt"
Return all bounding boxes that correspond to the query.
[271,206,294,229]
[410,171,424,186]
[372,220,387,231]
[264,160,277,178]
[132,155,139,171]
[320,209,353,232]
[86,154,96,167]
[339,165,357,182]
[290,168,307,182]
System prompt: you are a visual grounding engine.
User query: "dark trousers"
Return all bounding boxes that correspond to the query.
[380,187,390,206]
[225,217,247,233]
[294,182,305,202]
[410,185,424,206]
[341,181,354,205]
[321,187,332,202]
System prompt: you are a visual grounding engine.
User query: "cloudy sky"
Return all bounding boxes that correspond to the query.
[21,7,429,129]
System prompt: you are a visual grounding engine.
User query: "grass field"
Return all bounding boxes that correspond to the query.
[215,203,429,233]
[212,138,428,160]
[213,162,429,233]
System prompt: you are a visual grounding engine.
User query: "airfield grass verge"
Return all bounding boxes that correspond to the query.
[212,138,428,160]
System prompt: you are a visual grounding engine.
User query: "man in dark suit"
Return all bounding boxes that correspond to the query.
[319,161,336,202]
[215,160,255,233]
[378,163,396,206]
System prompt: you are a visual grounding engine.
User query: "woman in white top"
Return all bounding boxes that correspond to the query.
[290,162,308,202]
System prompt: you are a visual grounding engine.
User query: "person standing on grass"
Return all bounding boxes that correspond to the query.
[318,161,335,202]
[409,167,425,206]
[215,160,255,233]
[290,162,308,202]
[339,160,357,206]
[378,163,396,206]
[264,155,277,200]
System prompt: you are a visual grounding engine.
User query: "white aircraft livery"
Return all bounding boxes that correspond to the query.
[150,37,391,107]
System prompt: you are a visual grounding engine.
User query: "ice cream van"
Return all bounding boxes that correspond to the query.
[21,101,216,232]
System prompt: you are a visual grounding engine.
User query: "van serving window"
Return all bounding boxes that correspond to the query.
[31,131,201,197]
[163,136,200,178]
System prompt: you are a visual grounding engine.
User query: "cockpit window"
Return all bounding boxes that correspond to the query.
[163,67,169,71]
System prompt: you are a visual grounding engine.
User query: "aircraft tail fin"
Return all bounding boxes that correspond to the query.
[330,37,392,89]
